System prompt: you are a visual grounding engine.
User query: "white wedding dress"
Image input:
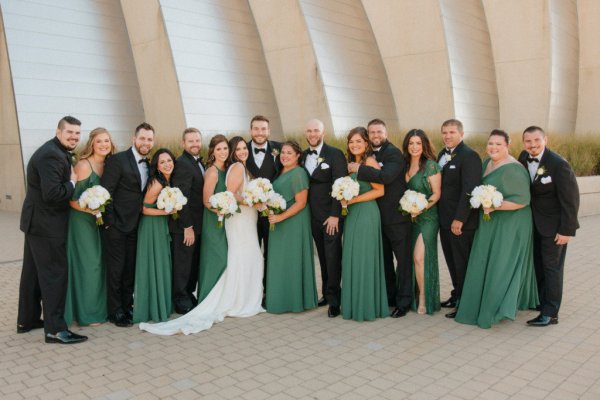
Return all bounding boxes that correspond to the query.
[139,164,265,335]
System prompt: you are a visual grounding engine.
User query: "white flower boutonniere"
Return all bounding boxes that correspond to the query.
[537,166,546,176]
[444,154,452,163]
[271,148,279,157]
[317,157,325,164]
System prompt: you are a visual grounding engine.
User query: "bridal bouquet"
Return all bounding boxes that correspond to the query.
[469,184,503,221]
[265,192,287,231]
[78,185,111,225]
[331,176,360,216]
[209,191,240,228]
[398,190,429,222]
[242,178,273,210]
[157,186,188,220]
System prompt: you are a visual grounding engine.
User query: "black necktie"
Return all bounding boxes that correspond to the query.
[138,158,149,165]
[527,157,539,163]
[308,149,318,155]
[254,148,266,154]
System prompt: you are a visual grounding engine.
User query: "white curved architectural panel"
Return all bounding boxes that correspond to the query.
[439,0,499,134]
[576,0,600,133]
[0,0,145,165]
[159,0,282,136]
[299,0,398,135]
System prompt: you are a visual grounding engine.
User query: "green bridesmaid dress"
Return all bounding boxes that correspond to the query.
[197,167,228,303]
[65,166,107,326]
[407,160,442,315]
[341,174,389,321]
[132,201,172,323]
[266,167,317,313]
[455,160,539,328]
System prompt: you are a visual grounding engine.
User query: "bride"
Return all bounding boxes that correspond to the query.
[139,136,265,335]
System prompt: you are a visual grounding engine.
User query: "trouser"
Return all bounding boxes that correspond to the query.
[311,217,343,307]
[103,226,137,316]
[534,231,567,318]
[381,222,412,309]
[171,231,200,308]
[440,227,476,302]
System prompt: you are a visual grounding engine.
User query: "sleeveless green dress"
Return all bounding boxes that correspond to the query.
[197,167,228,302]
[341,174,389,321]
[266,167,317,313]
[407,160,442,315]
[65,169,107,325]
[132,201,172,323]
[455,160,539,328]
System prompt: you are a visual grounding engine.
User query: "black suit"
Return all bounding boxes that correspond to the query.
[357,140,411,308]
[518,148,579,317]
[437,141,482,303]
[301,143,347,307]
[18,137,74,334]
[100,148,145,317]
[246,140,281,285]
[168,151,205,309]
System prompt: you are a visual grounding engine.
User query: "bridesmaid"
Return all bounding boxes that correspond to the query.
[266,141,317,313]
[403,129,442,315]
[198,134,230,302]
[65,127,116,326]
[340,127,389,321]
[133,148,177,323]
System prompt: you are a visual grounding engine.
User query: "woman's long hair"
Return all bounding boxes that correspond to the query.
[148,148,176,188]
[227,136,252,177]
[206,134,230,169]
[402,129,436,171]
[346,126,373,164]
[78,127,117,160]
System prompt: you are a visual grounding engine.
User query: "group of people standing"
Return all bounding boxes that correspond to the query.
[16,114,580,344]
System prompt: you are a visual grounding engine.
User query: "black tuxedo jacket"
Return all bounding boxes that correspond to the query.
[518,148,580,237]
[356,140,409,225]
[301,142,347,222]
[169,151,205,234]
[437,141,482,230]
[246,140,281,181]
[20,137,75,238]
[101,148,145,233]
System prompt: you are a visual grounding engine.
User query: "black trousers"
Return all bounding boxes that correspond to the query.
[18,234,68,334]
[102,226,137,316]
[257,215,270,288]
[311,217,343,307]
[170,231,200,308]
[534,231,567,318]
[440,227,476,302]
[381,222,412,309]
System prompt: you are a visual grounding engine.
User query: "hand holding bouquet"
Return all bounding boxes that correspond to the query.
[265,192,287,231]
[398,190,429,222]
[469,184,503,221]
[242,178,273,211]
[157,186,188,220]
[78,185,112,225]
[331,176,360,216]
[209,191,240,228]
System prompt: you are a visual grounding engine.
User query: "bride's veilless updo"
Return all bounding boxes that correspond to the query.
[346,126,373,164]
[207,134,229,169]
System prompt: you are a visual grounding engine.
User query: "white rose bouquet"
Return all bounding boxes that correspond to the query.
[265,192,287,231]
[157,186,188,220]
[469,184,503,221]
[331,176,360,216]
[398,190,429,222]
[78,185,112,225]
[242,178,273,210]
[209,191,240,228]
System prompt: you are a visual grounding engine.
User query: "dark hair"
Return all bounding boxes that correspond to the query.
[281,140,302,157]
[148,148,175,188]
[57,116,81,129]
[523,125,545,137]
[135,122,155,136]
[207,134,229,168]
[441,119,464,133]
[227,136,247,165]
[346,126,373,164]
[250,115,269,129]
[489,129,511,144]
[367,118,386,129]
[402,129,437,171]
[182,127,201,140]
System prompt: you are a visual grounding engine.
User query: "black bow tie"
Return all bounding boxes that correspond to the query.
[196,157,203,164]
[373,150,380,155]
[442,148,452,155]
[254,148,266,154]
[527,157,540,163]
[138,158,149,165]
[308,149,318,155]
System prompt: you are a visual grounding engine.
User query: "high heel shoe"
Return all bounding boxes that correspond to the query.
[417,297,426,315]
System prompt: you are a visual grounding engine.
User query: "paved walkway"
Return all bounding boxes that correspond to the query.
[1,211,599,400]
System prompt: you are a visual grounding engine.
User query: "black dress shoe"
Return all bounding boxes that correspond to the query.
[445,311,457,318]
[17,319,44,334]
[440,298,457,308]
[328,306,340,318]
[527,314,558,326]
[318,297,328,307]
[390,307,408,318]
[109,312,133,328]
[45,330,88,344]
[175,306,192,315]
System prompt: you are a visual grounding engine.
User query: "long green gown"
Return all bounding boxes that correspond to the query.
[266,167,317,313]
[132,201,172,323]
[407,160,442,315]
[197,167,228,302]
[65,169,107,326]
[455,160,539,328]
[341,174,389,321]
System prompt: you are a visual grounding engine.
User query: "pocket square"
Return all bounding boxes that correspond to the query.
[320,162,330,169]
[541,176,552,184]
[449,165,456,169]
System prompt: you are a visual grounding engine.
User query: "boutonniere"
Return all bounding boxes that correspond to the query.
[271,148,279,157]
[69,153,77,166]
[536,166,546,176]
[317,157,325,164]
[444,153,457,163]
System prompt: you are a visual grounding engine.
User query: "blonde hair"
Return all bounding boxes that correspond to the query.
[79,127,117,160]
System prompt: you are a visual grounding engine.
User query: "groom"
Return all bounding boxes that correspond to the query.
[519,126,579,326]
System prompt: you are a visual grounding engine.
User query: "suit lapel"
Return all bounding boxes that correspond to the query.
[127,148,142,189]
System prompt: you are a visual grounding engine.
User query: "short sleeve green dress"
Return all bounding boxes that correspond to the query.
[341,174,389,321]
[197,167,228,303]
[65,166,107,326]
[266,167,317,313]
[455,160,539,328]
[407,160,442,315]
[132,199,173,323]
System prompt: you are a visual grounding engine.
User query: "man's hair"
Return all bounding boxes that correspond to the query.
[57,116,81,129]
[182,127,201,140]
[367,118,386,128]
[250,115,269,129]
[441,119,464,133]
[523,125,545,137]
[135,122,155,136]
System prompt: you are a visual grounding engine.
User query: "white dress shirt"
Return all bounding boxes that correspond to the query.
[251,141,267,169]
[131,147,149,190]
[305,142,323,175]
[527,148,545,181]
[438,146,456,168]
